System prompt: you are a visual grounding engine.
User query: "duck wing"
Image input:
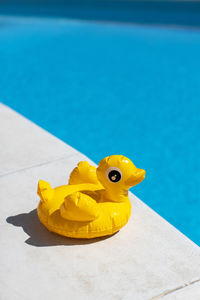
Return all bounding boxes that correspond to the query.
[68,161,101,186]
[60,191,100,221]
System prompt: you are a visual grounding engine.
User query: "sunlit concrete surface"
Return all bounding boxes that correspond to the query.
[0,103,199,300]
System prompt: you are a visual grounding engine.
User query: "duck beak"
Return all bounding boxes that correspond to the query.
[125,168,146,187]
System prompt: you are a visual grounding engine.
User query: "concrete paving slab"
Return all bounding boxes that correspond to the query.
[155,280,200,300]
[0,103,77,176]
[0,105,200,300]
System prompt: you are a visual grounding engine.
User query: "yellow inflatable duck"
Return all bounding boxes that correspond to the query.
[37,155,145,239]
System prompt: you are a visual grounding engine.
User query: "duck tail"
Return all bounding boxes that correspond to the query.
[37,180,54,203]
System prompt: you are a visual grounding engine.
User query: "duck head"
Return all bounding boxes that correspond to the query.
[96,155,145,200]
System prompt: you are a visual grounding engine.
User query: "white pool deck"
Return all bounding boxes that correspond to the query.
[0,103,200,300]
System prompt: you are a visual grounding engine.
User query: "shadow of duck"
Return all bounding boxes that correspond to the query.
[6,209,117,247]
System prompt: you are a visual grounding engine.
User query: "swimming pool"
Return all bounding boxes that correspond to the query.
[1,15,200,245]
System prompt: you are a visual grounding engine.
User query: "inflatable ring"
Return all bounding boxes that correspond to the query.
[37,155,145,239]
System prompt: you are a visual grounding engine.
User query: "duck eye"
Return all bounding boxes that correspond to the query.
[108,169,121,183]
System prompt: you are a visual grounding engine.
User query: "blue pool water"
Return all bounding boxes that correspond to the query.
[1,16,200,245]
